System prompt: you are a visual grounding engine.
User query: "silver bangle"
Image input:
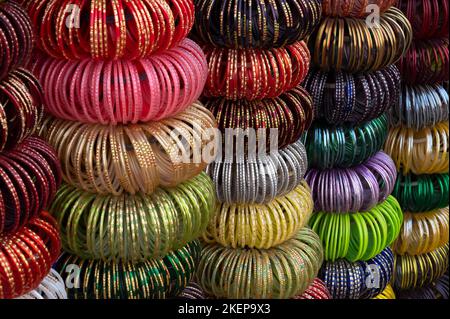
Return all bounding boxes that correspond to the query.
[15,269,68,299]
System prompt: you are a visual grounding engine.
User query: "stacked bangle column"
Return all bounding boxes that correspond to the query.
[21,0,218,299]
[0,0,62,299]
[384,0,449,299]
[192,0,324,299]
[303,0,413,299]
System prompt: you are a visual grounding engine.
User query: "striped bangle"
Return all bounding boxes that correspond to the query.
[178,283,207,300]
[15,269,67,300]
[396,272,449,299]
[372,284,396,299]
[293,278,332,299]
[322,0,396,17]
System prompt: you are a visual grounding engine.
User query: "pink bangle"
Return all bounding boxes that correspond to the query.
[30,39,207,124]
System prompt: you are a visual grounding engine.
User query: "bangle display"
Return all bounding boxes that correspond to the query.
[302,114,389,169]
[192,0,322,49]
[0,137,62,234]
[372,284,396,299]
[0,0,33,81]
[304,65,400,125]
[306,152,397,213]
[384,122,449,175]
[0,67,44,152]
[15,269,67,300]
[30,39,207,125]
[0,212,61,299]
[392,173,449,212]
[311,7,412,73]
[392,244,449,290]
[20,0,195,60]
[293,278,332,299]
[178,283,207,300]
[310,196,403,262]
[49,173,215,261]
[54,240,201,299]
[197,227,323,299]
[393,207,449,256]
[203,41,310,100]
[396,272,449,299]
[207,139,308,204]
[322,0,396,17]
[390,83,449,130]
[38,102,218,195]
[203,181,313,249]
[319,248,394,299]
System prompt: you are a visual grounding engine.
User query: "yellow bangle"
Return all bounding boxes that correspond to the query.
[373,284,396,299]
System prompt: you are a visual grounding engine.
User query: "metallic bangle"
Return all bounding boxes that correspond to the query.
[396,272,449,299]
[306,152,397,213]
[293,278,332,299]
[15,269,67,299]
[197,227,324,299]
[322,0,396,17]
[178,283,207,300]
[372,284,396,299]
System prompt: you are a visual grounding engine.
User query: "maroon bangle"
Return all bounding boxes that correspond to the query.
[293,278,332,299]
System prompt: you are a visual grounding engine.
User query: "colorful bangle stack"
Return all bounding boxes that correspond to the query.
[293,278,332,300]
[322,0,396,17]
[395,272,449,299]
[15,269,67,300]
[373,284,396,299]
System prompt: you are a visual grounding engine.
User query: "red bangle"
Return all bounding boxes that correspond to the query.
[322,0,396,17]
[293,278,332,299]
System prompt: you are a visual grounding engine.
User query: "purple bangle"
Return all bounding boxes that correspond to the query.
[305,152,397,213]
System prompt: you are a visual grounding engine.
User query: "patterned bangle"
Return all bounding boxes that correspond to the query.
[302,114,389,169]
[293,278,332,299]
[322,0,396,17]
[384,122,449,175]
[54,240,201,299]
[306,152,397,213]
[15,269,67,299]
[396,272,449,299]
[310,196,403,262]
[178,283,207,300]
[319,248,394,299]
[392,173,449,212]
[304,65,400,125]
[197,227,323,299]
[192,0,322,49]
[372,284,396,299]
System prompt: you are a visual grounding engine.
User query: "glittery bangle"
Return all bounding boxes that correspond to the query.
[322,0,396,17]
[372,284,396,299]
[293,278,332,299]
[178,282,207,300]
[15,269,67,299]
[396,272,449,299]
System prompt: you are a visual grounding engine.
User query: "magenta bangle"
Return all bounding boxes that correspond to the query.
[30,39,207,124]
[305,152,397,213]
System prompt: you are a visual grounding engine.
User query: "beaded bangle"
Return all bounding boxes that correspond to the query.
[392,173,449,212]
[21,0,194,60]
[293,278,332,299]
[390,83,449,130]
[384,122,449,175]
[396,272,449,299]
[0,0,34,80]
[393,207,449,256]
[304,65,401,125]
[54,240,201,299]
[198,227,323,299]
[392,244,449,290]
[310,196,403,262]
[302,114,389,169]
[38,102,217,195]
[15,269,67,299]
[203,41,310,100]
[396,0,449,39]
[178,283,207,300]
[311,7,412,73]
[0,212,61,299]
[306,152,397,213]
[49,173,215,262]
[372,284,396,299]
[207,139,308,204]
[319,248,394,299]
[0,68,44,152]
[30,39,207,125]
[0,137,61,234]
[192,0,322,49]
[322,0,396,17]
[397,38,449,85]
[203,181,313,249]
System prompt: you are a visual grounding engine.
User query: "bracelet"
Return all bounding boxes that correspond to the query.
[15,269,67,299]
[310,196,403,262]
[0,137,62,234]
[392,244,449,290]
[0,68,44,152]
[393,207,449,256]
[0,212,61,299]
[302,114,389,169]
[384,122,449,175]
[311,7,412,73]
[192,0,322,48]
[390,83,449,130]
[0,0,33,81]
[304,65,401,125]
[198,227,323,299]
[396,272,449,299]
[322,0,396,17]
[392,173,449,212]
[178,282,207,300]
[306,152,397,213]
[203,181,313,249]
[21,0,194,60]
[319,248,394,299]
[203,41,310,100]
[30,39,207,124]
[207,139,308,204]
[54,240,201,299]
[38,102,217,195]
[397,38,449,85]
[372,284,396,299]
[396,0,449,39]
[293,278,332,299]
[49,173,215,261]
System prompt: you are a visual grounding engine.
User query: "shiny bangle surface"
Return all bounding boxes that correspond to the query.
[372,284,396,299]
[293,278,332,299]
[396,272,449,299]
[322,0,396,17]
[15,269,67,300]
[178,282,207,300]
